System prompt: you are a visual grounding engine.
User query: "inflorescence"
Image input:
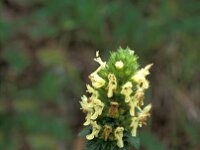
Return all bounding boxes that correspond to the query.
[80,47,152,149]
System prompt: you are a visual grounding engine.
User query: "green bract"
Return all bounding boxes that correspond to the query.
[80,47,152,150]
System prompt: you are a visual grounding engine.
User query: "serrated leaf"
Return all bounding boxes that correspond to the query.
[78,126,91,137]
[128,136,140,150]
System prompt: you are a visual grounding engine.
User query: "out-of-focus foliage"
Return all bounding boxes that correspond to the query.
[0,0,200,150]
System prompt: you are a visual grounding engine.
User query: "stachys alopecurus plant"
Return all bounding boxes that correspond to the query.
[79,47,153,150]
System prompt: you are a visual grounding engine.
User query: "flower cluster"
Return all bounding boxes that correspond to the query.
[80,48,152,149]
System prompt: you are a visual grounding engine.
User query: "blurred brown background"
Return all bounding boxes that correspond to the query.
[0,0,200,150]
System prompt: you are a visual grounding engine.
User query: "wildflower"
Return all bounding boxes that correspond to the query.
[89,72,106,89]
[115,60,124,69]
[121,81,133,103]
[91,98,104,120]
[94,51,106,69]
[80,95,94,126]
[86,121,101,140]
[80,48,152,150]
[107,73,117,98]
[80,95,93,112]
[114,127,124,148]
[137,104,152,127]
[134,88,145,106]
[132,64,153,90]
[83,111,94,126]
[89,51,106,89]
[130,117,138,137]
[129,97,138,116]
[130,104,152,136]
[86,84,99,98]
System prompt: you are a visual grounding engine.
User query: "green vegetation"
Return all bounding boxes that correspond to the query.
[0,0,200,149]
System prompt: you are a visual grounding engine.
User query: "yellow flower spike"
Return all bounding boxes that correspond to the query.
[86,121,101,140]
[130,117,139,137]
[114,127,124,148]
[80,48,153,149]
[115,60,124,69]
[89,72,106,89]
[91,98,104,120]
[132,64,153,90]
[107,73,117,98]
[121,81,133,103]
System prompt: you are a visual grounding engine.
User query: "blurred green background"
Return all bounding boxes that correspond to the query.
[0,0,200,150]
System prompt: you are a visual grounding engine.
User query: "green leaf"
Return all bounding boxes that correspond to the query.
[78,126,91,137]
[140,131,168,150]
[37,71,64,100]
[17,112,71,140]
[85,140,99,150]
[37,48,66,66]
[0,20,16,42]
[128,136,140,150]
[85,138,130,150]
[2,49,29,73]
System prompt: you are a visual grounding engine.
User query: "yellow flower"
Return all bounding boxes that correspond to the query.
[107,73,117,98]
[121,81,133,103]
[137,104,152,127]
[128,88,145,117]
[115,60,124,69]
[134,88,145,106]
[80,95,93,112]
[89,72,105,89]
[86,84,99,98]
[114,127,124,148]
[130,117,139,137]
[94,51,106,69]
[89,51,106,89]
[129,98,138,116]
[130,104,152,136]
[131,64,153,90]
[91,98,104,120]
[86,121,101,140]
[80,95,94,126]
[80,94,104,125]
[83,112,93,126]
